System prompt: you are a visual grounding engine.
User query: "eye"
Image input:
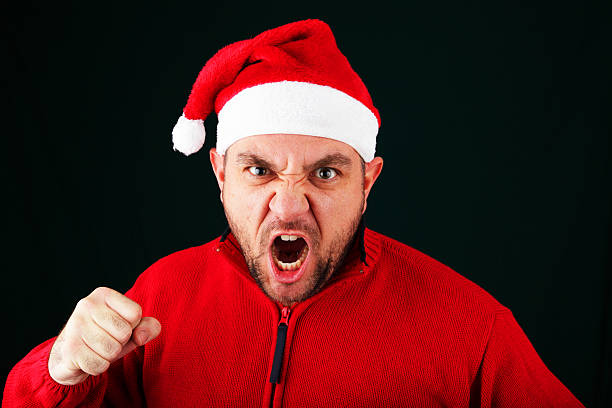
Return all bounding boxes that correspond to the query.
[315,167,337,180]
[248,166,268,176]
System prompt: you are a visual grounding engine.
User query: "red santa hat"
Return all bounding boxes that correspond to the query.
[172,19,381,162]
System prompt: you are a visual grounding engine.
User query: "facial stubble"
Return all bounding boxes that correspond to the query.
[224,198,364,306]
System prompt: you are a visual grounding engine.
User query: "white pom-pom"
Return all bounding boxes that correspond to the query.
[172,113,206,156]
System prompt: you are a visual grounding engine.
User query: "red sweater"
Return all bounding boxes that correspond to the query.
[4,228,584,407]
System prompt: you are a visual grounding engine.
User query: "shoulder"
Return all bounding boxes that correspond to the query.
[366,230,538,385]
[150,238,219,273]
[368,228,509,317]
[125,236,222,306]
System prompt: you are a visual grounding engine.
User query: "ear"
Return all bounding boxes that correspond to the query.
[209,148,225,195]
[362,156,383,214]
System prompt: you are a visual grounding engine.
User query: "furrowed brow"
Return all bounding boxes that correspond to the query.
[233,151,354,173]
[234,153,276,170]
[308,153,353,171]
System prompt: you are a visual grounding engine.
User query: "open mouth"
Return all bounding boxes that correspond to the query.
[271,234,309,272]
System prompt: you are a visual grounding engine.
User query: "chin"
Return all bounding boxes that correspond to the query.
[264,266,317,305]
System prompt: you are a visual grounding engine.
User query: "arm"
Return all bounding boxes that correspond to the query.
[3,338,109,408]
[2,287,160,408]
[469,310,584,407]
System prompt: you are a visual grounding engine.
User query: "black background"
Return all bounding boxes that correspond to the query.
[3,0,611,406]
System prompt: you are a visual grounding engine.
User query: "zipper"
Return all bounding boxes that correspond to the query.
[269,306,291,384]
[268,306,291,408]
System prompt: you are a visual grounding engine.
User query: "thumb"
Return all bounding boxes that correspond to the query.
[132,316,162,346]
[116,317,161,360]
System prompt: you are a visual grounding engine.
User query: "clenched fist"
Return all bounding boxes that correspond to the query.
[48,287,161,385]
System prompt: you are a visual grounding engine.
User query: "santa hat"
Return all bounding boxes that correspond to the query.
[172,19,381,162]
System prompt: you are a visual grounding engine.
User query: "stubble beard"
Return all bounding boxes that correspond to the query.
[224,207,364,306]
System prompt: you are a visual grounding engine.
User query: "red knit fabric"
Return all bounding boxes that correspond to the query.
[182,19,381,126]
[3,229,584,407]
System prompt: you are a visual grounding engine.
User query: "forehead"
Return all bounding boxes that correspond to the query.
[225,134,360,165]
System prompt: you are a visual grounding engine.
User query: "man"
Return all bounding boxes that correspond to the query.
[3,19,584,407]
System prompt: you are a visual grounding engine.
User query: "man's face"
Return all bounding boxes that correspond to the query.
[210,134,382,306]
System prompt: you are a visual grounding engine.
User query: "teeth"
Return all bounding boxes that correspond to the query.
[280,235,299,241]
[273,245,308,271]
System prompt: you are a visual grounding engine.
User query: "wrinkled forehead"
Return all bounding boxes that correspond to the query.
[224,134,361,170]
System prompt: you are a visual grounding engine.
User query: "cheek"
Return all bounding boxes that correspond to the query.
[309,184,363,228]
[224,183,271,230]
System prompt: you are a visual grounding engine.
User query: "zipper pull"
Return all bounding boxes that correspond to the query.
[269,306,291,383]
[279,306,291,326]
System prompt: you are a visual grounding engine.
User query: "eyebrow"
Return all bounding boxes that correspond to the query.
[234,153,276,169]
[233,152,353,172]
[309,153,353,171]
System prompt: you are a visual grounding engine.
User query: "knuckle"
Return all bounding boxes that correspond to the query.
[103,338,121,359]
[110,314,132,342]
[109,312,128,331]
[125,303,142,325]
[66,336,84,356]
[134,303,143,321]
[91,286,110,297]
[117,330,133,345]
[76,297,93,311]
[82,355,109,375]
[61,317,77,336]
[92,331,120,358]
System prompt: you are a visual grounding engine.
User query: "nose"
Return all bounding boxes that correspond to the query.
[268,184,310,222]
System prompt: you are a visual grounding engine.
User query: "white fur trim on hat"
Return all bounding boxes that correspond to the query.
[172,113,206,156]
[216,81,378,162]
